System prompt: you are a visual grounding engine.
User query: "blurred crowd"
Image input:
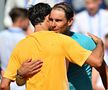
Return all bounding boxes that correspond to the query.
[0,0,108,90]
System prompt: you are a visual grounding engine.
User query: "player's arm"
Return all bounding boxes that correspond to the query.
[95,60,108,89]
[85,34,108,89]
[1,77,11,90]
[16,59,43,86]
[63,33,104,67]
[86,34,108,89]
[84,33,104,67]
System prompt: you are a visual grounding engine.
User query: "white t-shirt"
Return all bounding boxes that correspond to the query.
[71,9,108,40]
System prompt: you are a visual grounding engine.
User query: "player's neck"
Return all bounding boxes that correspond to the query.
[34,23,48,32]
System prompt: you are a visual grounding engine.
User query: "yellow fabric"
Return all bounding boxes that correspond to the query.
[4,31,91,90]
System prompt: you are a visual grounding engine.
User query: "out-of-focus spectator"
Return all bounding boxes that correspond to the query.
[4,0,28,28]
[70,0,85,13]
[65,0,107,13]
[4,0,65,34]
[0,7,29,90]
[71,0,108,40]
[105,0,108,9]
[4,0,65,28]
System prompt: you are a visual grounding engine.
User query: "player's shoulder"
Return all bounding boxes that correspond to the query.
[71,32,96,45]
[71,32,91,40]
[71,32,96,50]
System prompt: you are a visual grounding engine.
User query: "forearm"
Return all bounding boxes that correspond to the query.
[95,60,108,89]
[1,77,11,90]
[1,86,10,90]
[15,59,43,86]
[88,41,104,67]
[92,41,104,63]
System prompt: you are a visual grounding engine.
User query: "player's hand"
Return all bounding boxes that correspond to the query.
[87,32,103,44]
[18,59,43,78]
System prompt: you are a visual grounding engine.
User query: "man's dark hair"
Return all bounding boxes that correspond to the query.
[9,7,28,23]
[52,2,74,20]
[28,3,51,26]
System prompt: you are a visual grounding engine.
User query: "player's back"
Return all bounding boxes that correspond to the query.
[14,31,69,90]
[5,31,91,90]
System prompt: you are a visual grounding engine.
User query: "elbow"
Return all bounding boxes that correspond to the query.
[95,62,102,67]
[93,58,103,67]
[87,54,103,67]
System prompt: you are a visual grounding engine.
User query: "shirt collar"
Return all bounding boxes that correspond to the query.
[8,27,24,33]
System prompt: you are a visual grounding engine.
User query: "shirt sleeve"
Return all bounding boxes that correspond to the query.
[71,33,96,50]
[3,48,21,80]
[3,38,29,80]
[61,34,92,67]
[3,37,36,80]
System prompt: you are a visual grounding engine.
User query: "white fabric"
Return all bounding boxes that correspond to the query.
[71,9,108,40]
[10,81,25,90]
[4,0,27,27]
[96,75,104,88]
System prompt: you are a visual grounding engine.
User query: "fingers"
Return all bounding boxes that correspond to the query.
[28,60,43,66]
[27,60,43,76]
[22,58,32,64]
[31,60,43,67]
[30,60,43,72]
[87,32,99,43]
[32,62,43,71]
[30,68,41,76]
[87,32,97,39]
[26,58,32,62]
[19,59,43,77]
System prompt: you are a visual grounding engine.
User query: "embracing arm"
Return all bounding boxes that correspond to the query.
[16,59,43,86]
[85,33,104,67]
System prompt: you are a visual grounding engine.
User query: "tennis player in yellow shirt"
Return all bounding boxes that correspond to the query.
[1,3,104,90]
